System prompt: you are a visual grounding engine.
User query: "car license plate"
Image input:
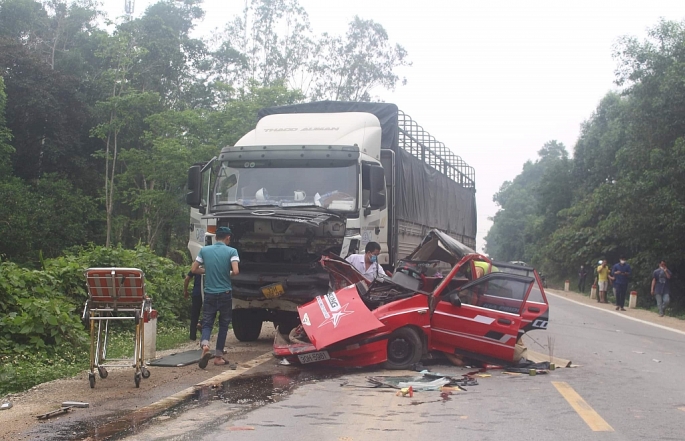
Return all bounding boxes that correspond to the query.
[261,283,285,299]
[297,351,330,364]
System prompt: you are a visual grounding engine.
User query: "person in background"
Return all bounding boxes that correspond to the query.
[346,241,382,282]
[651,260,671,317]
[596,260,610,304]
[191,226,240,368]
[183,270,203,341]
[578,264,588,293]
[611,256,632,311]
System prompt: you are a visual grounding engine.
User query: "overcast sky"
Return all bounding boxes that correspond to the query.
[106,0,684,252]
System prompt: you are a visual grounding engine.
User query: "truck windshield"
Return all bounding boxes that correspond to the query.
[213,162,358,212]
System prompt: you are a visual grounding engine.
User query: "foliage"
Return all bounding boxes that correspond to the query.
[488,18,685,313]
[0,245,187,358]
[218,0,409,101]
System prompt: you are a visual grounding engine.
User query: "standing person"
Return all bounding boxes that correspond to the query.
[651,260,671,317]
[346,242,382,282]
[183,271,203,341]
[611,256,632,311]
[578,264,588,293]
[596,260,610,304]
[191,226,240,369]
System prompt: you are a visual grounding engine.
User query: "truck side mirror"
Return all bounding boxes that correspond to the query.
[369,165,386,209]
[186,164,202,207]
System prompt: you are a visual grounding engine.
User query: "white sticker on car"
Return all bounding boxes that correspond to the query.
[324,292,341,312]
[316,296,330,319]
[302,313,311,326]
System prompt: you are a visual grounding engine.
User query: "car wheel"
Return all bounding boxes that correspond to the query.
[383,327,423,370]
[232,309,263,342]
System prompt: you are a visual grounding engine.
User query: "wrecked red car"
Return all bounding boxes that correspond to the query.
[273,230,549,369]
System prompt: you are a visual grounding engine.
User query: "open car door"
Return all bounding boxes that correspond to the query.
[431,273,535,363]
[492,261,550,333]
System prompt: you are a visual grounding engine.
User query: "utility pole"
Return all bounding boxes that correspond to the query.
[124,0,135,17]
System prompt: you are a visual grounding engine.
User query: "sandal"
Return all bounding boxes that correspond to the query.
[198,346,212,369]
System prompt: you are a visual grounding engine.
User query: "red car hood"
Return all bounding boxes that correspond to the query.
[297,285,384,351]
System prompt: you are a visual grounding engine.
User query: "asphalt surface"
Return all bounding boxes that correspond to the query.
[116,291,685,441]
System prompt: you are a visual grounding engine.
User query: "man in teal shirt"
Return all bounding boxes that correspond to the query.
[191,226,240,368]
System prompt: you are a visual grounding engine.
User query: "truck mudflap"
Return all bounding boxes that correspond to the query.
[296,285,384,351]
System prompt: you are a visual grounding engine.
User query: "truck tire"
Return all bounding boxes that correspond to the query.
[383,327,423,370]
[232,309,263,342]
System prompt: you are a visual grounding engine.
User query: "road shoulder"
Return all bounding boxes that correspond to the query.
[546,288,685,334]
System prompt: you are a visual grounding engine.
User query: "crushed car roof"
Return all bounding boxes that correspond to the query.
[405,230,475,265]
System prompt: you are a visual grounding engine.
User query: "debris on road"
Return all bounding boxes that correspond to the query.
[395,386,414,397]
[61,401,89,408]
[504,361,552,375]
[526,350,573,368]
[36,406,72,420]
[1,402,12,410]
[652,359,662,363]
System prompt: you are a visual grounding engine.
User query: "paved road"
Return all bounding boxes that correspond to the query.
[119,291,685,441]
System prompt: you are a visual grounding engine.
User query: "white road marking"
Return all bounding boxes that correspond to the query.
[546,291,685,337]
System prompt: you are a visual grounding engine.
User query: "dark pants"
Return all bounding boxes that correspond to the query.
[190,295,203,340]
[578,277,587,293]
[615,284,628,308]
[201,292,232,356]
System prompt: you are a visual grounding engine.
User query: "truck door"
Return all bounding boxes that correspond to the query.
[430,274,533,363]
[360,162,389,266]
[380,150,396,264]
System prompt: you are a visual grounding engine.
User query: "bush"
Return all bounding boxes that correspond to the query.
[0,245,186,356]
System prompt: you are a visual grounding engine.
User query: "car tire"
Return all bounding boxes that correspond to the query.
[232,309,263,342]
[383,327,423,370]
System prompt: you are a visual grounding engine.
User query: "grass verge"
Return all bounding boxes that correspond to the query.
[0,322,190,397]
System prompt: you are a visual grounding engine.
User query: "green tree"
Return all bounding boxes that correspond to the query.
[309,16,410,101]
[0,77,14,178]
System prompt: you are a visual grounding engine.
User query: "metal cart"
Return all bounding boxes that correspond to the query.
[82,267,152,388]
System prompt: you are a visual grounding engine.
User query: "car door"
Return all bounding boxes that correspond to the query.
[430,274,533,363]
[520,271,550,333]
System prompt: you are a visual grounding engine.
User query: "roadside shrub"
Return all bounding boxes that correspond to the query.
[0,261,85,354]
[0,245,186,357]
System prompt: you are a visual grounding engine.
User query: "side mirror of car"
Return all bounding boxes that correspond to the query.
[449,292,462,307]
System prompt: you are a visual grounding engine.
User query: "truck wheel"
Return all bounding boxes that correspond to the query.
[383,327,423,370]
[232,309,263,342]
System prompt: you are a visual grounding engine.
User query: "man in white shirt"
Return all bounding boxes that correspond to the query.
[346,242,382,282]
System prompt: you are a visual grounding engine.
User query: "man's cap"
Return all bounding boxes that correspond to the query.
[216,226,232,235]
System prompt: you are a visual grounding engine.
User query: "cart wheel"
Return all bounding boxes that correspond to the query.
[134,372,141,388]
[98,366,108,379]
[89,373,96,389]
[141,367,151,379]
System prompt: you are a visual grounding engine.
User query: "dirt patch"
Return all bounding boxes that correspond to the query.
[547,288,685,333]
[0,325,277,441]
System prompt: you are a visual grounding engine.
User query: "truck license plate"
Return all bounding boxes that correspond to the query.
[297,351,330,364]
[261,283,285,299]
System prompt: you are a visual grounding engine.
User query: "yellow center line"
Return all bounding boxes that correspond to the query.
[552,381,614,432]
